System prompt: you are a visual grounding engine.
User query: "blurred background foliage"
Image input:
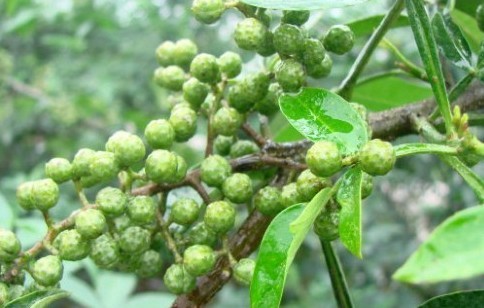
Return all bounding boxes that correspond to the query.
[0,0,482,307]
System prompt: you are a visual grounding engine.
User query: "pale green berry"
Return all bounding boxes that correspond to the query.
[307,53,332,78]
[302,38,326,66]
[281,183,302,208]
[230,140,259,158]
[127,196,156,225]
[174,154,188,182]
[90,234,120,268]
[75,209,107,239]
[191,0,225,24]
[314,202,340,241]
[135,250,163,277]
[154,66,186,91]
[119,226,151,254]
[45,158,73,183]
[214,135,236,156]
[222,173,252,204]
[163,264,196,294]
[273,24,305,56]
[218,51,242,78]
[361,172,373,199]
[233,258,255,286]
[190,53,220,84]
[54,229,90,261]
[183,78,209,109]
[72,148,96,178]
[212,107,243,136]
[234,18,269,51]
[170,198,200,226]
[282,10,310,26]
[106,131,146,167]
[296,170,331,202]
[169,106,198,142]
[16,181,35,210]
[0,229,21,262]
[323,25,355,55]
[359,139,396,176]
[306,141,342,177]
[185,222,217,246]
[96,187,128,217]
[89,151,119,183]
[204,201,235,234]
[275,59,306,92]
[240,72,271,103]
[31,179,59,211]
[254,83,281,116]
[145,150,178,183]
[254,186,284,216]
[256,31,276,57]
[200,155,232,187]
[156,41,176,66]
[144,119,175,149]
[228,83,253,113]
[183,245,216,277]
[31,255,63,287]
[174,39,198,67]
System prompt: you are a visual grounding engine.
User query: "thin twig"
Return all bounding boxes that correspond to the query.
[242,123,267,147]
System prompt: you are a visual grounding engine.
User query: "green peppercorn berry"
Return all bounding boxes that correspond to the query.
[323,25,355,55]
[218,51,242,78]
[119,226,151,254]
[106,131,146,167]
[256,31,277,57]
[230,140,259,158]
[164,264,196,294]
[477,5,484,32]
[275,59,306,92]
[281,10,310,26]
[174,39,198,67]
[204,201,236,234]
[96,187,128,217]
[89,151,119,183]
[53,229,90,261]
[233,258,255,286]
[72,148,96,178]
[144,119,175,149]
[185,222,218,246]
[183,78,209,109]
[234,18,269,51]
[0,283,8,306]
[169,106,198,142]
[306,141,342,177]
[212,107,243,137]
[200,155,232,187]
[170,198,200,226]
[222,173,252,204]
[228,83,253,113]
[254,83,281,116]
[273,24,305,56]
[296,170,331,202]
[31,179,59,211]
[0,229,21,262]
[361,172,373,199]
[214,135,236,156]
[75,209,106,239]
[254,186,284,216]
[174,154,188,182]
[241,72,271,102]
[16,181,35,210]
[314,202,340,241]
[281,183,302,208]
[31,255,63,287]
[191,0,225,24]
[359,139,396,176]
[79,175,99,188]
[90,234,120,268]
[156,41,176,66]
[45,158,73,183]
[302,38,326,66]
[190,53,220,84]
[127,196,156,225]
[135,250,163,278]
[307,53,333,79]
[154,66,186,91]
[183,245,216,276]
[145,150,178,183]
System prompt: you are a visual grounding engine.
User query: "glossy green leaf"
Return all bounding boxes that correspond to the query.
[251,188,332,308]
[394,143,458,157]
[440,155,484,202]
[337,167,363,258]
[419,290,484,308]
[5,289,69,308]
[239,0,369,10]
[347,14,409,38]
[279,88,368,155]
[455,0,480,17]
[451,9,484,52]
[393,205,484,283]
[270,113,304,142]
[431,12,472,69]
[353,74,433,111]
[406,0,454,135]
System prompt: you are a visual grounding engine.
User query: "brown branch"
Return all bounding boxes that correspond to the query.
[242,123,267,147]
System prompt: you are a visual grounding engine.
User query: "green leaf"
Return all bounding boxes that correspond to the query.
[347,14,409,38]
[439,155,484,203]
[239,0,369,10]
[5,289,69,308]
[455,0,481,17]
[406,0,454,136]
[393,205,484,284]
[431,12,472,70]
[337,167,363,258]
[353,74,433,111]
[270,113,304,142]
[251,188,332,308]
[451,9,484,53]
[394,143,458,157]
[279,88,368,155]
[419,290,484,308]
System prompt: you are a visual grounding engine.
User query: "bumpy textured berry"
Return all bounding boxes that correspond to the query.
[307,53,333,78]
[164,264,196,294]
[281,10,310,26]
[156,41,176,66]
[169,106,198,142]
[183,78,209,109]
[75,209,106,239]
[174,39,198,67]
[185,222,217,246]
[106,131,146,167]
[302,38,326,66]
[90,234,120,268]
[212,107,243,136]
[477,5,484,32]
[255,83,281,116]
[170,198,200,226]
[144,119,175,149]
[145,150,180,183]
[16,181,35,210]
[204,201,236,234]
[89,151,119,183]
[183,245,216,276]
[233,258,255,286]
[222,173,252,204]
[45,158,73,183]
[228,83,253,113]
[96,187,127,217]
[306,141,342,177]
[134,250,163,277]
[0,229,21,262]
[154,66,186,91]
[230,140,259,158]
[359,139,396,176]
[0,283,8,306]
[296,170,331,202]
[323,25,355,55]
[31,255,63,286]
[314,202,340,241]
[214,135,235,156]
[234,18,269,51]
[127,196,156,225]
[190,53,220,84]
[119,226,151,254]
[72,148,96,178]
[31,179,59,211]
[281,183,302,208]
[241,72,271,102]
[361,172,373,199]
[218,51,242,78]
[256,31,276,57]
[273,24,305,56]
[174,154,188,182]
[54,229,90,261]
[191,0,225,24]
[275,59,306,92]
[200,155,232,187]
[254,186,284,216]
